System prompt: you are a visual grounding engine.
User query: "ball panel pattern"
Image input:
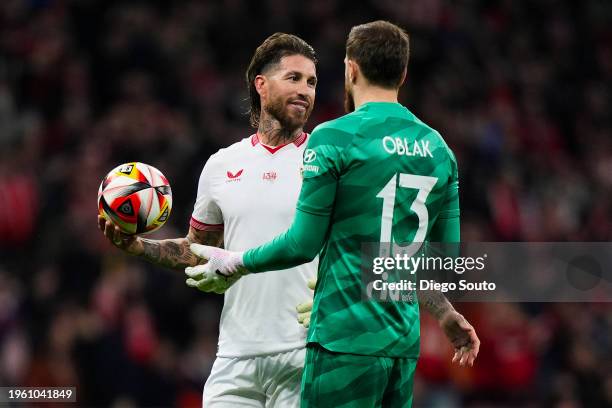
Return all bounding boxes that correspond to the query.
[98,162,172,235]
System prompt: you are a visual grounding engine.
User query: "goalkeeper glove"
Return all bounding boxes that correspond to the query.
[187,243,248,278]
[296,278,317,328]
[185,261,244,294]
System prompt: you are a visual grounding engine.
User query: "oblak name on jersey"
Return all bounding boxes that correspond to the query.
[382,136,434,158]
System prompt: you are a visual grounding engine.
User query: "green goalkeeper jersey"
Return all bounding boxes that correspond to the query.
[244,102,460,358]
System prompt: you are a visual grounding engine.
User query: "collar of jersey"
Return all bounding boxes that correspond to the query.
[356,101,406,112]
[251,132,308,154]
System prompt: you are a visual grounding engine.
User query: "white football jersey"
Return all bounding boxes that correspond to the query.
[191,132,317,357]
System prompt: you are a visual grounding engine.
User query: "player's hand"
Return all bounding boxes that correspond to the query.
[296,278,317,328]
[439,311,480,367]
[188,244,248,277]
[97,215,143,255]
[185,263,241,294]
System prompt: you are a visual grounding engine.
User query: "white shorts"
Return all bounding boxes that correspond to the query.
[203,348,305,407]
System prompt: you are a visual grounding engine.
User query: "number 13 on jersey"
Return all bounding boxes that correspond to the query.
[376,173,438,256]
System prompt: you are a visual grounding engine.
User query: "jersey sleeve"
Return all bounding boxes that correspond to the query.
[243,208,329,272]
[190,156,224,231]
[429,149,460,243]
[296,126,343,216]
[243,126,344,273]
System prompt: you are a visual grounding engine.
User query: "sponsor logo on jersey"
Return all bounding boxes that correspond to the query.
[303,149,317,163]
[303,164,319,174]
[382,136,433,158]
[262,171,277,181]
[226,169,243,182]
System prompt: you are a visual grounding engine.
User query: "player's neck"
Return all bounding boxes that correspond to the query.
[353,86,399,110]
[257,114,303,147]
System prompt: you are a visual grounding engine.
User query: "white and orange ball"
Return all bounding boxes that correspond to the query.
[98,162,172,235]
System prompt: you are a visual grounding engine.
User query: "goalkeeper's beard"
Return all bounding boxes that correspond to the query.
[344,84,355,113]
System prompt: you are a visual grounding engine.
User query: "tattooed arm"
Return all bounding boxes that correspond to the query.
[139,227,224,270]
[98,215,223,271]
[418,289,454,321]
[418,289,480,367]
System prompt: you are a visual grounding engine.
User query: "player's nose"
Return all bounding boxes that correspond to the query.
[296,82,314,101]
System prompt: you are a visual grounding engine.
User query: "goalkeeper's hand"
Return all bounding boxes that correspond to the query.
[296,278,317,328]
[187,243,248,277]
[185,262,242,294]
[439,310,480,367]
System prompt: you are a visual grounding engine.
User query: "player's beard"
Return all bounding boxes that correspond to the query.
[344,83,355,113]
[265,95,312,135]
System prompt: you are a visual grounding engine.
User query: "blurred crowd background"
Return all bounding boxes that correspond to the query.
[0,0,611,407]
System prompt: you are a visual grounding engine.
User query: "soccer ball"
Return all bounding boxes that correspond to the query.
[98,162,172,235]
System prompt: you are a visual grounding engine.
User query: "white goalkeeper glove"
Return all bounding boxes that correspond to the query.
[296,278,317,328]
[185,262,242,294]
[185,244,248,292]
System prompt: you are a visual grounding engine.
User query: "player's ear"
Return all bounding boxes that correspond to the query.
[254,75,267,99]
[346,59,358,85]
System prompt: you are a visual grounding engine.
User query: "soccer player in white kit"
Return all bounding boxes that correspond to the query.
[98,33,318,407]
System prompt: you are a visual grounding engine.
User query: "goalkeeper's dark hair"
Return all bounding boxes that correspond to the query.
[246,33,317,128]
[346,21,410,89]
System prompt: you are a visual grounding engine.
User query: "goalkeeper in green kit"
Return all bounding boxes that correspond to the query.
[186,21,480,407]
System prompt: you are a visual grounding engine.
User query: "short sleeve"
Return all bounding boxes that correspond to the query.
[296,126,344,216]
[190,156,224,231]
[430,149,460,243]
[438,149,459,220]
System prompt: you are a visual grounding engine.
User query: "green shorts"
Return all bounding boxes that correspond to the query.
[300,343,417,408]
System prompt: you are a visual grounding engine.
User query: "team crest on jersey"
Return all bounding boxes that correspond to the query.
[226,169,243,182]
[262,171,277,181]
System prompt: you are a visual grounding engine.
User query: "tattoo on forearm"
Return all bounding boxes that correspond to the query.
[196,231,224,247]
[140,238,200,270]
[419,289,453,320]
[166,241,182,258]
[138,230,223,271]
[142,240,161,261]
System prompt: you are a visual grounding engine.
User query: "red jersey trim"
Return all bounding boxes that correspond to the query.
[250,132,308,153]
[294,132,308,147]
[190,217,224,231]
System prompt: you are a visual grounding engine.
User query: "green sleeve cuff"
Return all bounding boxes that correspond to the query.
[243,249,257,273]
